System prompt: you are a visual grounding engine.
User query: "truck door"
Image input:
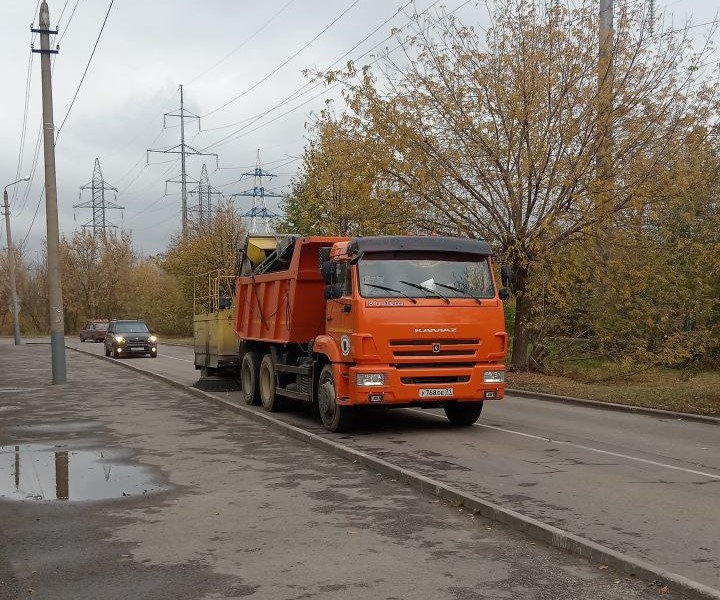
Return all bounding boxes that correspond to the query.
[326,261,353,360]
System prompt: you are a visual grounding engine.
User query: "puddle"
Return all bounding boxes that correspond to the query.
[0,444,165,502]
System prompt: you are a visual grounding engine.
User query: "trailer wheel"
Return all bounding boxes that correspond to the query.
[240,351,261,406]
[443,401,483,426]
[259,354,284,412]
[317,364,355,433]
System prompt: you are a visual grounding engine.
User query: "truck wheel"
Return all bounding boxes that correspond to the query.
[444,401,483,426]
[259,354,284,412]
[240,351,261,406]
[317,364,354,433]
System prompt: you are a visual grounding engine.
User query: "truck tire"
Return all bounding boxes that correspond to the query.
[317,364,355,433]
[259,354,284,412]
[240,351,261,406]
[444,401,483,426]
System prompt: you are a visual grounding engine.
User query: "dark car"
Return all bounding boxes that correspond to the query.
[79,320,109,343]
[104,319,158,358]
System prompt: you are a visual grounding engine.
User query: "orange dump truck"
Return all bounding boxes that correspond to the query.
[194,234,510,432]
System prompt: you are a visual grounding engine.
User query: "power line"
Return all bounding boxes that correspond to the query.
[202,0,360,118]
[55,0,114,141]
[57,0,82,45]
[200,0,445,152]
[11,47,35,205]
[186,0,298,87]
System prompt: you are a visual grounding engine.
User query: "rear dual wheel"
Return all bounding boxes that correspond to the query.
[259,354,285,412]
[240,351,261,406]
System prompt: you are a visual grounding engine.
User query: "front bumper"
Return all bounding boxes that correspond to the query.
[343,363,505,406]
[114,342,157,355]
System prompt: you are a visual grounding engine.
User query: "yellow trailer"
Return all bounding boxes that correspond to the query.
[193,270,238,376]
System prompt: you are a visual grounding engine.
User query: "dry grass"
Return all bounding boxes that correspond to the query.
[507,369,720,416]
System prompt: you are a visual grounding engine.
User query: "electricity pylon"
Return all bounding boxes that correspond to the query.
[74,158,124,234]
[188,164,223,226]
[147,84,218,237]
[230,149,281,233]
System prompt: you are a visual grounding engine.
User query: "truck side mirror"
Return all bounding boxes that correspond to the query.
[321,261,335,285]
[501,265,513,288]
[499,287,511,301]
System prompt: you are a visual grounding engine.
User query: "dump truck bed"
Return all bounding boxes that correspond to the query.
[235,236,344,344]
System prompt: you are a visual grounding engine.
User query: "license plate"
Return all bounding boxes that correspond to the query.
[419,387,454,398]
[130,346,145,351]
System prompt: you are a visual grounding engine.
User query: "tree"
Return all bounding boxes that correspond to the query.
[328,0,718,369]
[161,202,247,334]
[279,109,416,236]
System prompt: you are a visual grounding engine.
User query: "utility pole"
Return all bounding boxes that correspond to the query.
[3,176,30,345]
[597,0,614,191]
[188,164,223,227]
[147,85,218,238]
[32,0,66,384]
[74,158,124,234]
[230,150,281,233]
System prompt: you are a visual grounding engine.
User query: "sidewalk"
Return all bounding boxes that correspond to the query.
[0,344,686,600]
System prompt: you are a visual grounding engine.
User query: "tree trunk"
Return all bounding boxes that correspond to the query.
[510,265,532,371]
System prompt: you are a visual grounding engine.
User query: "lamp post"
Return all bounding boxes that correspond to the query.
[3,176,30,345]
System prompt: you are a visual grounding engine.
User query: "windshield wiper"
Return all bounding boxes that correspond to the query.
[433,281,483,304]
[364,283,417,304]
[399,280,450,304]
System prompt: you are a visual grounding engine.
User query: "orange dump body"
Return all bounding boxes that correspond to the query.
[235,237,346,343]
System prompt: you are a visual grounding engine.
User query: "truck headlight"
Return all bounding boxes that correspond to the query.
[148,335,157,343]
[356,373,385,386]
[115,336,125,343]
[483,370,505,383]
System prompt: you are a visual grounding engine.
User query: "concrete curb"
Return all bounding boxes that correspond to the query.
[67,346,720,600]
[507,388,720,425]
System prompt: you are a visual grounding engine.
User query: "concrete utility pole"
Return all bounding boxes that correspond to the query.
[147,85,218,238]
[33,0,66,384]
[3,176,30,345]
[597,0,614,188]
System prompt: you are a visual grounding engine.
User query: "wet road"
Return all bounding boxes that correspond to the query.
[0,341,676,600]
[67,338,720,592]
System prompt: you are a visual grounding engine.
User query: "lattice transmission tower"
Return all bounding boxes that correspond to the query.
[230,149,281,233]
[147,85,218,238]
[74,158,124,234]
[188,164,224,226]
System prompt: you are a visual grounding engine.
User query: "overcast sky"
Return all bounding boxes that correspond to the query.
[1,0,717,261]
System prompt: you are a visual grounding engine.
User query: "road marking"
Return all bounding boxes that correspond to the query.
[159,354,193,363]
[407,409,720,481]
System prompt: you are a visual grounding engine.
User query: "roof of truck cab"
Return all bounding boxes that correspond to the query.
[346,236,492,256]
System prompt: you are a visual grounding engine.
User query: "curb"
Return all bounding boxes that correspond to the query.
[507,388,720,425]
[67,346,720,600]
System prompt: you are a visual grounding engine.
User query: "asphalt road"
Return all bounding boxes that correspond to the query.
[67,338,720,592]
[0,341,677,600]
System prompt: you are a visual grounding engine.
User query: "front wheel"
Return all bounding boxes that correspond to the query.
[112,346,121,359]
[240,351,261,405]
[444,401,483,426]
[259,354,284,412]
[316,364,355,433]
[104,346,111,357]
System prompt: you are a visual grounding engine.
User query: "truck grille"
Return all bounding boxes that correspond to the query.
[389,339,479,359]
[400,375,470,384]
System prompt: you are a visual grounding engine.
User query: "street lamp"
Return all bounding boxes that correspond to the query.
[3,176,30,345]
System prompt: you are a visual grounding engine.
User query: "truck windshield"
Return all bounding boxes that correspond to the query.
[358,253,495,300]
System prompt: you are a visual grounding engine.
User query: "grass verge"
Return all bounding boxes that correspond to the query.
[507,369,720,417]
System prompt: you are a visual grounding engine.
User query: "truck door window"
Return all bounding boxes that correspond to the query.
[335,263,352,296]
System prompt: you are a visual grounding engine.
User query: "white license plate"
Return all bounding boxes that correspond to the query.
[419,387,454,398]
[130,346,146,351]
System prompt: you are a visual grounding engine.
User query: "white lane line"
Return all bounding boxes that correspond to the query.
[407,408,720,481]
[159,354,193,363]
